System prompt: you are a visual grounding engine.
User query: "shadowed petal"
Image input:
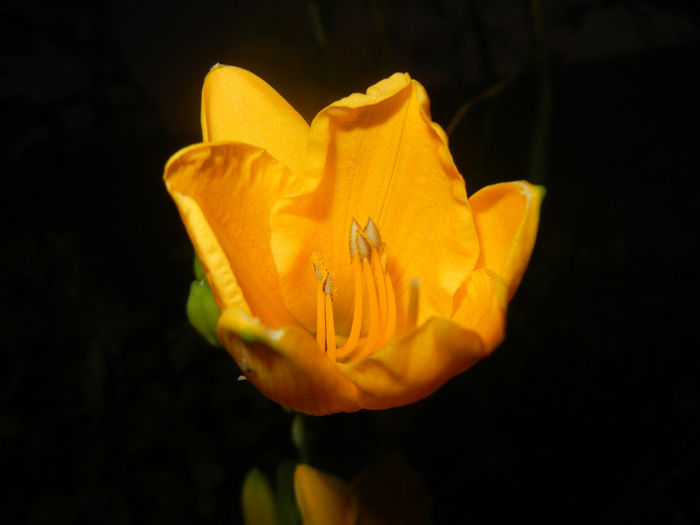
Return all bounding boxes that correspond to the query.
[201,64,310,174]
[342,317,485,410]
[469,181,544,299]
[271,73,479,333]
[165,142,304,328]
[217,307,363,415]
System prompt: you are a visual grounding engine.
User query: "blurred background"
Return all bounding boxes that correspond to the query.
[2,1,699,523]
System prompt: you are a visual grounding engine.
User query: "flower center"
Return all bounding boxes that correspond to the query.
[312,218,400,363]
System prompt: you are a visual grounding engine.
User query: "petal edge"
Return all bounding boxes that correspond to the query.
[469,181,544,299]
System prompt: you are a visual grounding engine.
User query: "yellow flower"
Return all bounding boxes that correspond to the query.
[293,457,431,525]
[164,65,543,415]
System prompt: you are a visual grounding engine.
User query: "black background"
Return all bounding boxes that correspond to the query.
[2,1,700,523]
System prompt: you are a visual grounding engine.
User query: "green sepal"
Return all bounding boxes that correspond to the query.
[186,255,221,347]
[193,253,207,280]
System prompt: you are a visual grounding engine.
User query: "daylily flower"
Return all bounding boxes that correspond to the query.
[164,65,543,415]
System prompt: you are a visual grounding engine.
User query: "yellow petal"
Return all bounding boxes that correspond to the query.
[201,64,310,174]
[271,73,479,333]
[469,181,544,300]
[217,307,363,415]
[342,317,486,410]
[294,464,356,525]
[342,269,506,409]
[218,270,505,414]
[451,268,508,352]
[165,142,302,328]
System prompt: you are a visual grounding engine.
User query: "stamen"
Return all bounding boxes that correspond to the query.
[337,251,363,359]
[356,229,371,260]
[323,276,336,361]
[364,218,382,252]
[310,218,401,363]
[312,255,327,352]
[353,256,380,360]
[349,218,361,258]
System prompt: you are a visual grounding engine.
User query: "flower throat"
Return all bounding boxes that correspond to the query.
[312,218,401,363]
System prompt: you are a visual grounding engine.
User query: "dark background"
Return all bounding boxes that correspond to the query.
[2,1,699,523]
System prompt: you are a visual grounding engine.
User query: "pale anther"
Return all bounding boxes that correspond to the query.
[349,218,361,257]
[311,253,326,281]
[356,231,371,260]
[323,276,334,297]
[364,217,382,250]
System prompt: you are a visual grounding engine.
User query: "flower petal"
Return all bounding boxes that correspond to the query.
[294,464,356,525]
[340,317,486,410]
[451,268,508,352]
[341,269,507,409]
[165,142,302,328]
[218,270,506,414]
[201,64,310,174]
[217,307,363,415]
[469,181,544,299]
[271,73,479,333]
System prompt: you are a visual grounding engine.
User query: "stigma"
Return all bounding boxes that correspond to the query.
[312,218,399,363]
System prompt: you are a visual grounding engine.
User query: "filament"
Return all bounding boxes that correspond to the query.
[336,253,363,359]
[311,218,404,363]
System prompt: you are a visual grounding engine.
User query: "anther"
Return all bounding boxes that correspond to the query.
[349,218,361,257]
[323,275,334,298]
[364,218,382,250]
[323,275,336,362]
[356,231,371,260]
[311,218,401,364]
[312,254,328,352]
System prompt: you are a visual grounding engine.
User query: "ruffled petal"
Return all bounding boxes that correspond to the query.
[165,142,302,328]
[340,316,486,410]
[217,307,363,415]
[201,64,310,174]
[271,73,479,333]
[469,181,544,299]
[216,272,505,415]
[340,269,506,410]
